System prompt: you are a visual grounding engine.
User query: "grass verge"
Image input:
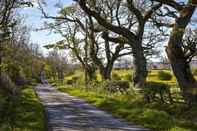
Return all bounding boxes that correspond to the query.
[0,85,46,131]
[57,85,197,131]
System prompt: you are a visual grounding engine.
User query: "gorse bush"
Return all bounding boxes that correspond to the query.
[66,70,75,77]
[157,71,172,80]
[72,76,80,82]
[124,73,133,82]
[192,68,197,76]
[66,79,73,85]
[66,76,80,85]
[112,73,121,80]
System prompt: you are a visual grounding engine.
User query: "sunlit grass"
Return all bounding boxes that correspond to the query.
[58,69,197,131]
[66,69,177,83]
[0,86,46,131]
[57,85,197,131]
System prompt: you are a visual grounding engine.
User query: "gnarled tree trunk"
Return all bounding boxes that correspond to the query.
[86,65,97,82]
[99,64,113,80]
[133,46,148,88]
[166,5,197,105]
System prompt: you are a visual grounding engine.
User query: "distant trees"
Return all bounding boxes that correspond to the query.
[45,50,68,82]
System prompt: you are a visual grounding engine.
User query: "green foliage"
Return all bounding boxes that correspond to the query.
[59,5,76,16]
[158,71,172,80]
[192,68,197,76]
[124,73,133,82]
[87,0,96,7]
[0,72,18,95]
[0,63,8,72]
[72,76,80,82]
[66,79,73,85]
[43,44,56,49]
[43,40,66,49]
[141,109,174,129]
[57,85,197,131]
[87,80,106,90]
[112,73,121,80]
[145,82,172,103]
[60,69,197,130]
[66,70,75,77]
[66,76,80,85]
[0,86,46,131]
[105,80,130,93]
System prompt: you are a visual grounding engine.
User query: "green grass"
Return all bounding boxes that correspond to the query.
[67,69,178,83]
[57,85,197,131]
[0,86,46,131]
[54,69,197,130]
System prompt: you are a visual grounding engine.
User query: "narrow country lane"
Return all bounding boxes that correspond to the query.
[34,84,150,131]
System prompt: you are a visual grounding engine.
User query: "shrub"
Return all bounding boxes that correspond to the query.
[145,82,172,103]
[72,76,80,82]
[0,72,19,96]
[124,73,133,82]
[157,71,172,80]
[192,68,197,76]
[66,76,80,85]
[15,71,29,86]
[105,80,130,93]
[88,80,100,88]
[142,109,174,130]
[112,73,121,80]
[65,70,75,77]
[66,79,73,85]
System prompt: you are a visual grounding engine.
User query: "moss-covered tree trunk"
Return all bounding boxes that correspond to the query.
[166,5,197,105]
[99,64,113,80]
[132,45,148,88]
[86,65,97,82]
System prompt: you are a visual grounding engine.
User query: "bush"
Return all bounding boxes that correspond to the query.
[65,70,75,77]
[142,109,174,130]
[72,76,80,81]
[66,76,80,85]
[66,79,73,85]
[112,73,121,80]
[192,68,197,76]
[157,71,172,80]
[105,80,130,93]
[0,72,19,96]
[124,73,133,82]
[15,71,29,86]
[145,82,172,103]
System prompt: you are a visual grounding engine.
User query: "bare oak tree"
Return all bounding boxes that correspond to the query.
[75,0,162,88]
